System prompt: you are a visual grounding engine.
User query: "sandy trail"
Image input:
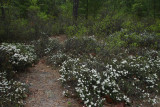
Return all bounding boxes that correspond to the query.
[19,59,80,107]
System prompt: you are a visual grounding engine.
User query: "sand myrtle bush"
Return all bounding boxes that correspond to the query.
[47,51,70,67]
[59,58,129,107]
[0,71,27,107]
[109,54,160,105]
[59,52,160,107]
[0,43,37,72]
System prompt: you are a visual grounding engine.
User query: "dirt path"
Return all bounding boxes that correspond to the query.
[19,59,80,107]
[50,35,67,43]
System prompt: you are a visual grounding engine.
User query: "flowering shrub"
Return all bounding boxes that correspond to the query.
[47,51,69,66]
[59,52,160,107]
[109,54,160,105]
[0,71,27,106]
[0,43,37,71]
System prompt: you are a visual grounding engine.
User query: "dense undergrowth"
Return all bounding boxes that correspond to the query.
[45,32,160,107]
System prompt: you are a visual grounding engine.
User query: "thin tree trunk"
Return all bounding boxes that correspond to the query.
[153,0,156,19]
[73,0,79,21]
[0,0,5,20]
[86,0,88,20]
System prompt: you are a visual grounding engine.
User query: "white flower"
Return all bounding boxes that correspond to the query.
[121,60,127,64]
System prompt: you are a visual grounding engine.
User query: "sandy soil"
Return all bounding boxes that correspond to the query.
[19,59,81,107]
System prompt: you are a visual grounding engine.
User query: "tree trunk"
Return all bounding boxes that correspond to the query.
[153,0,156,19]
[73,0,79,21]
[85,0,88,20]
[0,0,5,20]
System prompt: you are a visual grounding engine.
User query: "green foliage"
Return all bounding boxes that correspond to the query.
[122,20,146,33]
[149,19,160,33]
[33,37,62,58]
[51,22,61,35]
[105,32,126,52]
[65,23,88,38]
[64,36,100,54]
[1,0,160,43]
[93,15,122,37]
[60,1,73,20]
[104,29,160,50]
[30,0,38,6]
[76,24,88,37]
[132,1,145,17]
[9,19,35,42]
[65,25,77,37]
[27,5,56,38]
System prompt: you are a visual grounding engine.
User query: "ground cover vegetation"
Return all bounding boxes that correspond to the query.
[1,0,160,107]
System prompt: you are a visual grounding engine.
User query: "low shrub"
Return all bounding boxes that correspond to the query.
[148,19,160,34]
[44,38,62,55]
[64,36,100,55]
[139,32,160,49]
[92,15,122,37]
[33,37,62,57]
[105,32,126,52]
[65,25,77,37]
[47,51,69,67]
[0,71,27,107]
[122,20,145,33]
[59,50,160,107]
[65,23,88,38]
[33,36,49,57]
[105,29,160,50]
[0,43,37,72]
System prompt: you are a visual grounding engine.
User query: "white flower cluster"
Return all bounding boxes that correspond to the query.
[59,51,160,107]
[0,71,26,106]
[48,51,70,66]
[59,58,129,107]
[0,43,37,68]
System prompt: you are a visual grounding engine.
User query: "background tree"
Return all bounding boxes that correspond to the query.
[73,0,79,21]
